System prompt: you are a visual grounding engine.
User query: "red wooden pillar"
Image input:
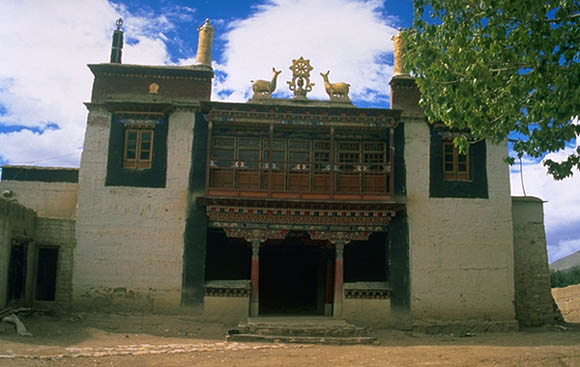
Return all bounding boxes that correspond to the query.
[333,241,345,317]
[250,239,261,317]
[324,254,333,316]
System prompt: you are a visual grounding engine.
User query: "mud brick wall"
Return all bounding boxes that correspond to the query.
[392,76,517,332]
[0,169,78,219]
[0,198,36,307]
[35,217,76,304]
[403,117,516,325]
[74,106,199,312]
[512,196,560,326]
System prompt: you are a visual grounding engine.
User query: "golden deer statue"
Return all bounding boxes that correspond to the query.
[251,67,282,97]
[320,71,350,100]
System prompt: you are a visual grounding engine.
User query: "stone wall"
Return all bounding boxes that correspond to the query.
[403,114,517,332]
[0,176,78,219]
[512,196,561,326]
[74,106,198,312]
[0,198,36,307]
[34,217,76,305]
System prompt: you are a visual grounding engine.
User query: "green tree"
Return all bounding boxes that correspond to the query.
[403,0,580,179]
[551,265,580,288]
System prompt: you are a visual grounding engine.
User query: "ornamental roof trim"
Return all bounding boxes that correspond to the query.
[203,101,401,127]
[88,63,213,79]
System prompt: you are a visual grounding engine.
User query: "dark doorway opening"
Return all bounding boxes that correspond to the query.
[259,234,330,315]
[344,232,388,282]
[205,228,250,281]
[7,239,29,303]
[35,247,59,301]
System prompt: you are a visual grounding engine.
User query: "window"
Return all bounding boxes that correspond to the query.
[238,138,260,168]
[336,141,388,193]
[429,131,488,199]
[212,137,235,167]
[123,128,154,169]
[337,142,361,192]
[106,111,168,188]
[443,140,470,181]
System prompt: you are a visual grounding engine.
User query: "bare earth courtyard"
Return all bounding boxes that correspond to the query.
[1,316,579,367]
[1,284,580,367]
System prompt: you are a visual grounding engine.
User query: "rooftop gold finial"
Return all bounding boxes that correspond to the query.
[392,28,408,76]
[195,18,215,67]
[287,57,315,99]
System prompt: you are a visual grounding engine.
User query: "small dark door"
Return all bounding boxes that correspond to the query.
[7,240,28,302]
[35,247,59,301]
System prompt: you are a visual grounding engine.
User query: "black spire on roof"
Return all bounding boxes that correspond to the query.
[110,18,124,64]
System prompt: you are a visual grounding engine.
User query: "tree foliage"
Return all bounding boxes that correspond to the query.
[551,265,580,288]
[403,0,580,179]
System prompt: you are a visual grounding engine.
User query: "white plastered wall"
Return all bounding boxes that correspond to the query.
[404,114,516,326]
[73,107,196,311]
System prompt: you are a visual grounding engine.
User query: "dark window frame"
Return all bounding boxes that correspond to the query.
[123,127,154,169]
[106,112,168,188]
[442,140,470,181]
[430,130,488,199]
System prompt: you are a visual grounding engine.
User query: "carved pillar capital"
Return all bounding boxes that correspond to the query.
[334,241,345,260]
[307,230,371,244]
[251,239,261,257]
[223,228,288,244]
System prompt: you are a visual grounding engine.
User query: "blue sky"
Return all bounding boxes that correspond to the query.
[0,0,578,263]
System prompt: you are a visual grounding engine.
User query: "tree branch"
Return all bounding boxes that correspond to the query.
[543,13,580,23]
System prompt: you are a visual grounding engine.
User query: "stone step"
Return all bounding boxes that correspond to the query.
[227,333,378,345]
[232,317,373,339]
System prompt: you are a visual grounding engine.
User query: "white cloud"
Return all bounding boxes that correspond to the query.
[210,0,397,103]
[510,137,580,263]
[0,0,172,167]
[549,239,580,266]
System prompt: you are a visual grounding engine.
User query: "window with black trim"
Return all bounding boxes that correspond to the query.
[123,128,154,169]
[443,140,470,181]
[106,112,168,188]
[430,130,488,198]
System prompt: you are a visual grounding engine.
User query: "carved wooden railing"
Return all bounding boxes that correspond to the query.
[206,156,394,201]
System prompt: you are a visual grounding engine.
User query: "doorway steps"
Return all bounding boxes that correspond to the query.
[227,317,377,345]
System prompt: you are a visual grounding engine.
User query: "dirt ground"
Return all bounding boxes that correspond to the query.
[1,285,580,367]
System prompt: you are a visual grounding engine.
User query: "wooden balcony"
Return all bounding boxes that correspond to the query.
[206,159,394,201]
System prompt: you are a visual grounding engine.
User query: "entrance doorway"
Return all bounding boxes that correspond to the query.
[35,247,59,301]
[7,238,29,303]
[259,236,332,315]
